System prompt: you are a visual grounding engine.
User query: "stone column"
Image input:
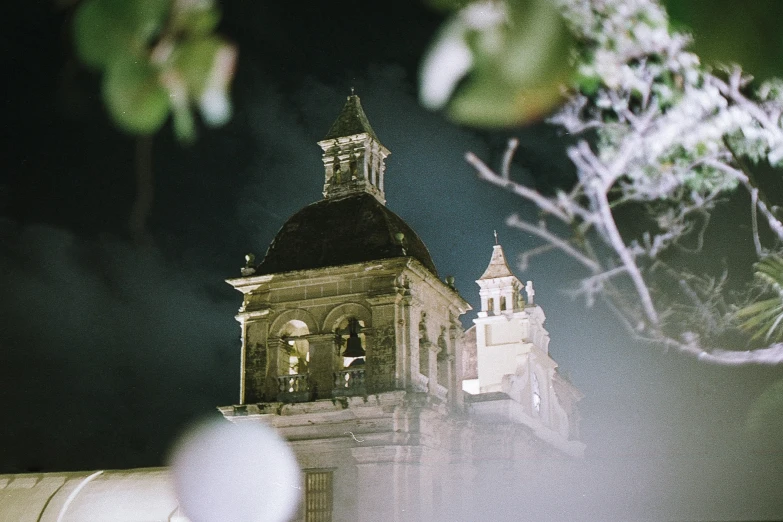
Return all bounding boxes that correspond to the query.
[367,294,400,393]
[307,333,338,400]
[266,336,289,401]
[241,315,269,403]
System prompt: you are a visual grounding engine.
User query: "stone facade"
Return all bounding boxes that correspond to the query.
[228,257,468,407]
[0,94,584,522]
[218,95,584,521]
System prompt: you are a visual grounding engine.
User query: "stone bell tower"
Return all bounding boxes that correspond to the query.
[223,93,469,408]
[220,94,472,521]
[215,95,585,522]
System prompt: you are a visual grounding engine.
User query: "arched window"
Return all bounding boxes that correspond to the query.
[500,296,507,311]
[336,317,366,368]
[487,298,494,314]
[281,320,309,375]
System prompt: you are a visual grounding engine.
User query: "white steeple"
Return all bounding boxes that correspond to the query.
[476,240,524,316]
[471,238,551,394]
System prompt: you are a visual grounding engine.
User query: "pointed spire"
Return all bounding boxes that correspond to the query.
[479,244,515,280]
[476,240,524,315]
[318,93,390,205]
[323,93,378,141]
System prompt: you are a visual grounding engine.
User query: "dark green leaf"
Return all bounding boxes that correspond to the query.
[74,0,136,69]
[103,58,170,135]
[74,0,170,69]
[173,3,221,36]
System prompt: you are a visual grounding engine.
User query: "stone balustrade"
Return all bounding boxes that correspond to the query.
[333,368,366,397]
[277,373,311,402]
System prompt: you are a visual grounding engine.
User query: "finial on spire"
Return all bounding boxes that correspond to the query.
[350,86,355,96]
[493,230,498,245]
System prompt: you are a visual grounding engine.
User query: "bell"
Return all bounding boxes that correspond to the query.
[342,333,366,358]
[342,320,366,358]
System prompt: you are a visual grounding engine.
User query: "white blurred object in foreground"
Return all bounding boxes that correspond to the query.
[169,419,301,522]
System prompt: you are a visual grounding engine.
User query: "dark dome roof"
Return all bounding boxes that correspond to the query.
[257,193,437,276]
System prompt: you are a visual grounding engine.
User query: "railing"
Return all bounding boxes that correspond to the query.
[277,373,310,402]
[333,368,366,396]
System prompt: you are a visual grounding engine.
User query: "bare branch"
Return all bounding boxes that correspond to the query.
[592,184,659,324]
[750,187,764,257]
[661,336,783,366]
[505,215,602,273]
[517,244,557,271]
[500,138,519,180]
[466,152,572,223]
[571,266,629,307]
[705,159,783,242]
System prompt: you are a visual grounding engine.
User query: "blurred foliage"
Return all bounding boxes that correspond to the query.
[664,0,783,81]
[737,256,783,342]
[422,0,783,126]
[421,0,783,367]
[420,0,575,127]
[73,0,236,141]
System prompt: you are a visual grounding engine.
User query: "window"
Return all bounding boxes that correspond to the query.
[500,296,506,311]
[487,297,494,313]
[278,320,311,400]
[281,320,310,376]
[337,318,366,368]
[304,469,333,522]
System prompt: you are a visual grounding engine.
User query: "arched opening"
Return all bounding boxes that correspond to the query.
[336,317,366,368]
[487,297,494,314]
[281,320,310,376]
[277,320,310,400]
[333,317,367,397]
[500,295,507,311]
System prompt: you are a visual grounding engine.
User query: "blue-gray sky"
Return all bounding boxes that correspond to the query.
[2,1,782,519]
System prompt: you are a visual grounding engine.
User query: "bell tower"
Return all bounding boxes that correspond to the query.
[318,93,390,204]
[217,96,585,521]
[223,93,469,408]
[472,239,552,395]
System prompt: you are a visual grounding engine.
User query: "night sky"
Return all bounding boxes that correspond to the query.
[3,1,783,519]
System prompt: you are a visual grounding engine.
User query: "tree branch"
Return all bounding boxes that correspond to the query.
[466,151,572,223]
[505,214,602,273]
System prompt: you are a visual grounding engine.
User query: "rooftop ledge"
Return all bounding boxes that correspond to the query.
[219,390,409,419]
[465,392,585,458]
